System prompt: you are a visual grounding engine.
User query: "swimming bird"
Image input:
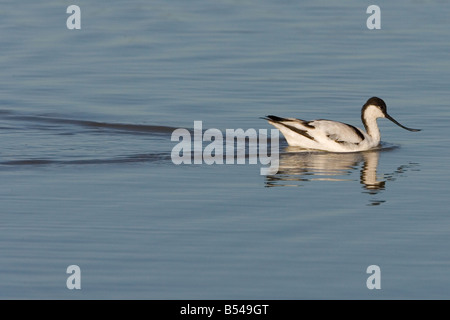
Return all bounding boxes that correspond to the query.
[263,97,420,152]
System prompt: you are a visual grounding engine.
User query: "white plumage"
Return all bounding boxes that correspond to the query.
[264,97,420,152]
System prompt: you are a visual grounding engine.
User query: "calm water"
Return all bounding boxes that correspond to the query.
[1,0,450,299]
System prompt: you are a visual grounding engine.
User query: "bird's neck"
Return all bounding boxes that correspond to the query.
[362,116,381,144]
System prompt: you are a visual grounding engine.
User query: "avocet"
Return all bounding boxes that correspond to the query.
[263,97,420,152]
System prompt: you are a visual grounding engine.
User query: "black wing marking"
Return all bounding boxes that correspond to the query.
[326,124,365,145]
[263,115,314,128]
[328,136,359,145]
[263,115,316,141]
[263,115,290,122]
[347,124,366,141]
[282,123,316,141]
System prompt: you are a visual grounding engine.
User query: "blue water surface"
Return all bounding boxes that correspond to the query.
[0,0,449,299]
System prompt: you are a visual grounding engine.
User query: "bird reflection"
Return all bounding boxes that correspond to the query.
[265,145,419,206]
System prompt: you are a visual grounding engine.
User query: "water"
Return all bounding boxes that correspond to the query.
[1,0,450,299]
